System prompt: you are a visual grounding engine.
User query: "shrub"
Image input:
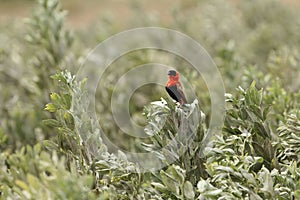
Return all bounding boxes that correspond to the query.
[0,0,300,199]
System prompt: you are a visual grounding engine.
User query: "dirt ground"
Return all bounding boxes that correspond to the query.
[0,0,180,29]
[0,0,299,29]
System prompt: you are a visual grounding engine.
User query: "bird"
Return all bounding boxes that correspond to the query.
[165,70,187,105]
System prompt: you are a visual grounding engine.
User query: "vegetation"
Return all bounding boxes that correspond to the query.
[0,0,299,199]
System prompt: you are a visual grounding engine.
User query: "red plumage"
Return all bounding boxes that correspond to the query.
[165,70,187,105]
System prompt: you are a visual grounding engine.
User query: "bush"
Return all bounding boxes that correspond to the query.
[0,0,299,199]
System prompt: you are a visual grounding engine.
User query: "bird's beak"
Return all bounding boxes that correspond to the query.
[167,71,171,75]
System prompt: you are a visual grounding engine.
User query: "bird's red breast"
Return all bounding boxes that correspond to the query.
[166,72,181,87]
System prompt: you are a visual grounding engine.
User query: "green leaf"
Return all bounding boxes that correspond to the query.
[51,73,67,84]
[253,122,270,138]
[42,140,59,151]
[61,93,71,109]
[27,174,40,191]
[263,139,275,161]
[252,142,265,157]
[241,171,257,185]
[50,92,61,105]
[183,181,195,199]
[160,170,180,195]
[262,105,271,120]
[197,180,208,193]
[63,112,74,130]
[250,104,263,120]
[169,165,185,185]
[33,143,41,154]
[15,180,29,191]
[42,119,61,127]
[204,189,223,196]
[214,166,234,173]
[240,108,249,120]
[151,182,168,193]
[45,103,57,112]
[260,167,274,196]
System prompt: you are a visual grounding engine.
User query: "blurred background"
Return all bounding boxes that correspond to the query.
[1,0,299,29]
[1,1,300,199]
[0,0,299,151]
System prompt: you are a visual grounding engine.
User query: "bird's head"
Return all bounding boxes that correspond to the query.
[167,70,179,81]
[167,70,177,76]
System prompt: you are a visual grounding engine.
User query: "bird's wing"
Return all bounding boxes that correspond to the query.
[166,86,181,102]
[178,88,187,104]
[166,85,187,104]
[176,82,187,104]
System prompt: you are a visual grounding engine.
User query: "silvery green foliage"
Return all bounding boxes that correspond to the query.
[0,0,75,150]
[277,113,300,164]
[142,80,299,199]
[2,69,299,199]
[143,99,207,178]
[25,0,75,92]
[1,0,300,199]
[142,98,208,199]
[43,70,146,199]
[0,144,96,199]
[198,83,300,199]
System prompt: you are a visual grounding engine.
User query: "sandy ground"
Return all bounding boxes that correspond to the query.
[0,0,180,29]
[0,0,299,29]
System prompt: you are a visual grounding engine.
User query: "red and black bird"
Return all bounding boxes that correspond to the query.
[165,70,187,105]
